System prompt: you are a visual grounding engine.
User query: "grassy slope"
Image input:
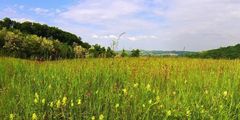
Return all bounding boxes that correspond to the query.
[1,57,240,119]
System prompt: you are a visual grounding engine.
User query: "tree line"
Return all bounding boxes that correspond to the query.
[0,17,90,48]
[0,18,141,60]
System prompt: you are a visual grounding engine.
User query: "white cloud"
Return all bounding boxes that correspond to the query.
[91,34,158,41]
[59,0,142,23]
[33,8,49,15]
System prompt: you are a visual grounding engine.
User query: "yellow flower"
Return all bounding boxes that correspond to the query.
[133,83,139,88]
[99,114,104,120]
[32,113,37,120]
[48,84,52,89]
[146,84,151,91]
[156,96,160,102]
[9,113,14,120]
[56,100,61,108]
[62,96,67,106]
[204,90,209,94]
[50,102,53,108]
[219,105,223,109]
[115,103,119,108]
[71,100,74,107]
[122,88,127,95]
[223,91,228,97]
[166,110,171,116]
[186,110,191,117]
[42,99,46,105]
[35,93,39,99]
[148,99,152,104]
[77,99,81,105]
[34,98,38,104]
[91,116,95,120]
[172,91,176,95]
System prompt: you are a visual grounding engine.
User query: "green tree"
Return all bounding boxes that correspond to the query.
[131,49,140,57]
[121,49,128,57]
[106,47,116,58]
[0,17,91,48]
[0,28,7,48]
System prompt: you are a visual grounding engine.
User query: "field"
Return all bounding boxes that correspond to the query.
[1,57,240,119]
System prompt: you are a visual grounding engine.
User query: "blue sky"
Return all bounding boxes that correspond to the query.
[1,0,240,51]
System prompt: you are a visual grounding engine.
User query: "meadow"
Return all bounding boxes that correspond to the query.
[1,57,240,119]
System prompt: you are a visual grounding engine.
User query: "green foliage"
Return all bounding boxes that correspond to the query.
[0,17,90,48]
[0,28,7,48]
[106,47,116,58]
[131,49,140,57]
[87,45,116,58]
[121,49,128,57]
[0,29,74,59]
[186,44,240,59]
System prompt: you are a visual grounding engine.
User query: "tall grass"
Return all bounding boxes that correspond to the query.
[1,57,240,119]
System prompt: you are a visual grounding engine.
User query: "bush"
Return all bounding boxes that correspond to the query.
[131,49,140,57]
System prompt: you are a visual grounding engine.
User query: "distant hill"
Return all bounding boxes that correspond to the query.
[141,50,194,56]
[117,50,194,56]
[185,44,240,59]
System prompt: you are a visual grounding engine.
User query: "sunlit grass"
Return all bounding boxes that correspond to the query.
[1,57,240,119]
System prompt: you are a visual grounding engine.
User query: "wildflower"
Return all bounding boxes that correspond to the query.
[146,84,151,91]
[56,100,61,108]
[159,105,164,108]
[34,98,38,104]
[219,105,223,109]
[172,91,176,95]
[32,113,37,120]
[49,102,53,108]
[148,99,152,104]
[184,80,187,84]
[91,116,95,120]
[48,84,52,89]
[133,83,139,88]
[9,113,14,120]
[166,110,171,116]
[41,99,46,105]
[204,90,209,94]
[115,103,119,108]
[99,114,104,120]
[122,88,127,95]
[77,99,81,105]
[223,91,228,97]
[62,96,67,106]
[156,96,160,102]
[71,100,74,107]
[186,110,191,117]
[35,93,39,99]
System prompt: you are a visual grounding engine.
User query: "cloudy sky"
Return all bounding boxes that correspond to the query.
[1,0,240,51]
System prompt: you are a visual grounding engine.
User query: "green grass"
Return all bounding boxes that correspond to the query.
[1,57,240,119]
